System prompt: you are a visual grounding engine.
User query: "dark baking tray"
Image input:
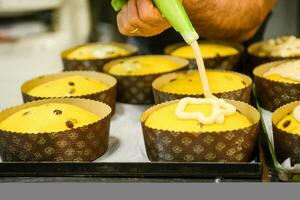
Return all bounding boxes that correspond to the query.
[0,161,261,181]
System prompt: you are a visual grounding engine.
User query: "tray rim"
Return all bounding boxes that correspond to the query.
[0,161,261,179]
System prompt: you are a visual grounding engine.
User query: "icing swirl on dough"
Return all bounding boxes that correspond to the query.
[120,60,142,72]
[174,41,238,125]
[175,97,236,125]
[174,41,237,125]
[293,105,300,122]
[67,44,129,60]
[263,60,300,81]
[253,36,300,57]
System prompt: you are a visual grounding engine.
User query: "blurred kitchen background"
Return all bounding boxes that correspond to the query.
[0,0,299,110]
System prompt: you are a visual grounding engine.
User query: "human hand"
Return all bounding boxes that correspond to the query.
[116,0,171,37]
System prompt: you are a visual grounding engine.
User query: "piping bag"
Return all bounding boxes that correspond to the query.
[111,0,199,44]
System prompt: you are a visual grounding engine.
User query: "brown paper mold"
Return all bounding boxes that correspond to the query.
[272,101,300,165]
[248,40,300,69]
[103,55,189,104]
[164,40,244,71]
[21,71,117,112]
[253,60,300,112]
[62,42,138,72]
[141,99,260,162]
[0,98,112,162]
[153,70,252,104]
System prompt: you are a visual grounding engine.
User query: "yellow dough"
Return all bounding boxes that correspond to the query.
[170,43,239,59]
[66,44,130,60]
[277,113,300,135]
[107,56,182,76]
[265,74,300,84]
[145,102,252,132]
[159,71,247,95]
[0,103,100,133]
[28,75,109,97]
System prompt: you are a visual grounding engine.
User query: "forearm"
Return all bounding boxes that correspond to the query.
[183,0,277,42]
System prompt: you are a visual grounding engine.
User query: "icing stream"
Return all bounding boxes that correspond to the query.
[190,41,212,98]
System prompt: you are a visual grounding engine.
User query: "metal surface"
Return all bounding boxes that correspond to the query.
[0,162,261,182]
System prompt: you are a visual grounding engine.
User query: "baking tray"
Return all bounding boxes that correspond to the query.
[0,103,262,180]
[254,89,300,182]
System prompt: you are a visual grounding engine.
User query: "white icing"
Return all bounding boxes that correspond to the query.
[293,105,300,122]
[255,36,300,57]
[190,41,212,98]
[174,41,237,125]
[92,46,118,58]
[175,97,236,125]
[263,60,300,81]
[121,60,142,72]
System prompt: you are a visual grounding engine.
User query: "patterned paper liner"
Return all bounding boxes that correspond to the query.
[164,40,244,71]
[61,42,138,72]
[152,70,252,104]
[103,55,189,104]
[272,101,300,165]
[247,42,300,69]
[253,60,300,112]
[140,99,260,162]
[0,98,112,162]
[21,71,117,113]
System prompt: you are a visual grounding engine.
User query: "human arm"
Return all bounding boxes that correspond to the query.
[116,0,277,42]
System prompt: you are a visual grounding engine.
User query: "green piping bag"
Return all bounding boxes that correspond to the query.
[111,0,199,44]
[112,0,127,11]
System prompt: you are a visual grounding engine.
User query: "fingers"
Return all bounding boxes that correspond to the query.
[117,4,128,35]
[136,0,169,26]
[116,0,170,37]
[127,0,154,35]
[117,1,143,36]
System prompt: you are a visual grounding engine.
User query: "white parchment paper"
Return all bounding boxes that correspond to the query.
[261,108,300,170]
[95,103,150,163]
